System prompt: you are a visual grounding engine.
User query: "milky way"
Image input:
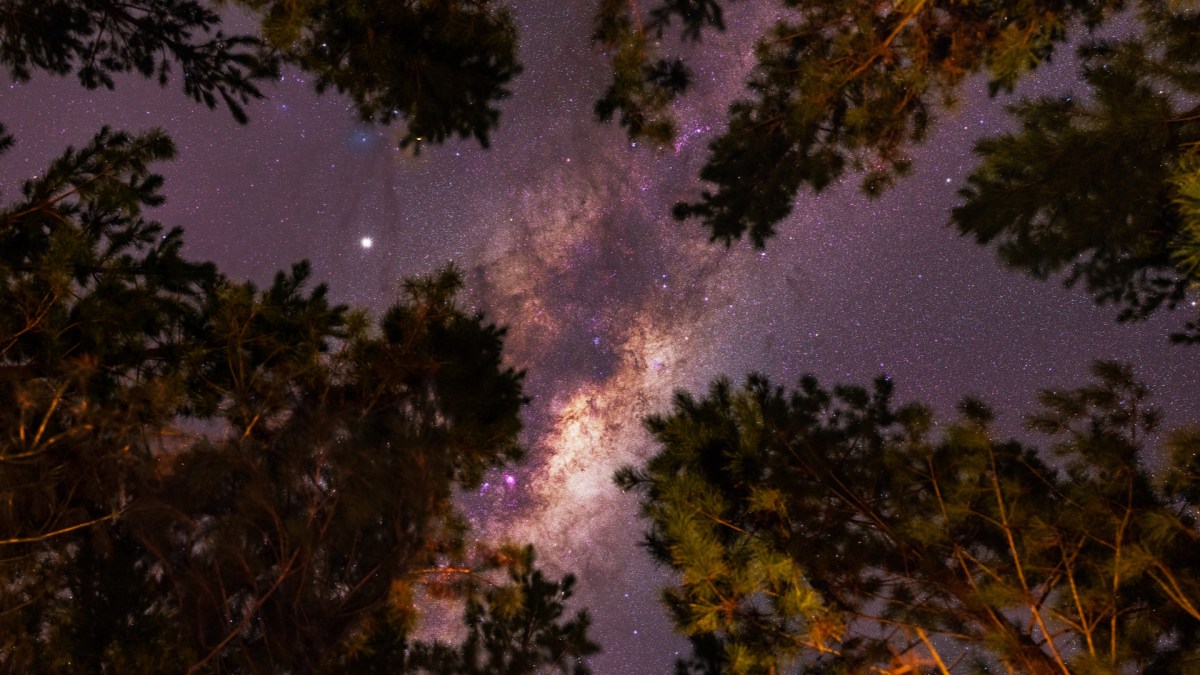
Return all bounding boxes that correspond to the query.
[3,2,1200,673]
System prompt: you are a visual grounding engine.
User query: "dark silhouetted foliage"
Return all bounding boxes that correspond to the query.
[0,0,270,122]
[596,0,1122,246]
[0,0,521,147]
[953,4,1200,342]
[0,129,592,672]
[595,0,1200,338]
[232,0,522,150]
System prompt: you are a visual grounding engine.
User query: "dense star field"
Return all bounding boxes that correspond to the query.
[3,2,1200,672]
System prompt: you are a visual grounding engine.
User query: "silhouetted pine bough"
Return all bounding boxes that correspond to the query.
[0,128,595,673]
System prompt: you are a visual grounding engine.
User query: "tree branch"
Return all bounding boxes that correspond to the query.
[0,512,119,546]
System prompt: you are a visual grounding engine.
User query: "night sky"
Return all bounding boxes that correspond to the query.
[3,3,1199,673]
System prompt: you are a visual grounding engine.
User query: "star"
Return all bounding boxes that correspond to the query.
[360,236,373,249]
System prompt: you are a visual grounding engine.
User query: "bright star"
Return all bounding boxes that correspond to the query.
[360,237,373,249]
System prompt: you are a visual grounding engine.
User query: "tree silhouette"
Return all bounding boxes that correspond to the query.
[594,0,1200,337]
[0,0,270,122]
[233,0,522,151]
[622,364,1200,674]
[953,4,1200,342]
[0,0,521,146]
[594,0,1120,243]
[0,129,592,672]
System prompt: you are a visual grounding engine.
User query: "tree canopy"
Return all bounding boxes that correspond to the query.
[0,0,268,121]
[594,0,1122,243]
[953,4,1200,343]
[620,364,1200,674]
[10,0,1199,336]
[0,0,520,147]
[7,1,1200,673]
[593,0,1200,338]
[0,5,592,671]
[0,128,594,672]
[230,0,522,149]
[599,14,1200,662]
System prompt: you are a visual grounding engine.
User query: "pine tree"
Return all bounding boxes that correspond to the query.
[387,545,599,675]
[953,3,1200,342]
[0,0,521,146]
[0,129,594,672]
[0,0,270,122]
[595,0,1200,337]
[621,364,1200,674]
[594,0,1123,246]
[230,0,522,151]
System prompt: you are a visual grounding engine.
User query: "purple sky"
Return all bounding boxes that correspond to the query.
[3,3,1198,672]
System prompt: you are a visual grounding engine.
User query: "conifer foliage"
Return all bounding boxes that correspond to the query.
[620,365,1200,674]
[0,0,270,122]
[594,0,1200,340]
[953,3,1200,343]
[0,130,593,672]
[595,0,1125,246]
[391,546,599,675]
[0,0,520,146]
[231,0,522,150]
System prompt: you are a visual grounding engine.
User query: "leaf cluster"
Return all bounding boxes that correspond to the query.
[388,545,599,675]
[622,364,1200,673]
[229,0,523,150]
[0,0,272,123]
[955,2,1200,341]
[0,129,593,673]
[592,0,710,143]
[0,0,523,148]
[598,0,1117,246]
[592,0,1200,339]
